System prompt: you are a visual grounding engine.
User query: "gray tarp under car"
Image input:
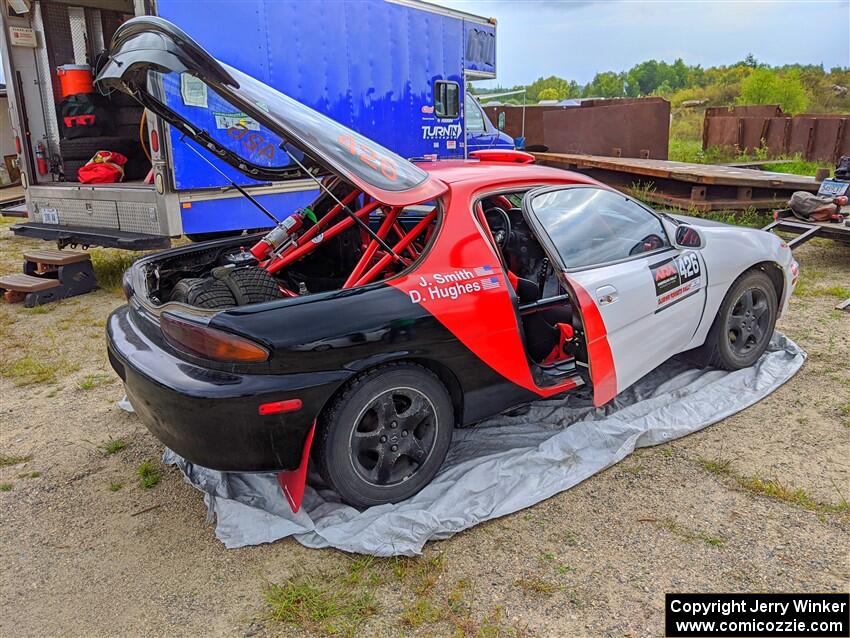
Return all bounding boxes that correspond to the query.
[124,334,804,556]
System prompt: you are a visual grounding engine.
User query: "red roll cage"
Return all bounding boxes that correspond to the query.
[254,186,438,295]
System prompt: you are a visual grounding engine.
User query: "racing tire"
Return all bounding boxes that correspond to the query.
[59,136,137,161]
[169,268,283,308]
[698,269,778,370]
[168,277,205,304]
[314,363,454,508]
[61,159,88,182]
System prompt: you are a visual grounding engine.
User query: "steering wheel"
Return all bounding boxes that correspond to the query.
[629,233,665,255]
[483,207,512,248]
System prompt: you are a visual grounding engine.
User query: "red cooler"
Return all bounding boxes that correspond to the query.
[57,64,94,97]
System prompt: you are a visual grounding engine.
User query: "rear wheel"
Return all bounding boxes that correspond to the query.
[315,363,454,508]
[699,269,777,370]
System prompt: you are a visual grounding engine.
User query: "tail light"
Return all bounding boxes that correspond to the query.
[161,313,269,363]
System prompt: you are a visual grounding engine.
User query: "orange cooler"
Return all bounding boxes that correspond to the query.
[57,64,94,97]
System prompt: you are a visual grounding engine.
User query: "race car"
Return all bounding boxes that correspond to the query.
[101,17,798,510]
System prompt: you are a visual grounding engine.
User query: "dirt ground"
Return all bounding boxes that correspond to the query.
[1,216,848,638]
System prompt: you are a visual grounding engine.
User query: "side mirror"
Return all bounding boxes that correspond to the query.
[674,225,704,249]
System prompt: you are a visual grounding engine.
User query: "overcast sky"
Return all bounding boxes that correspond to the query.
[1,1,846,87]
[428,0,850,88]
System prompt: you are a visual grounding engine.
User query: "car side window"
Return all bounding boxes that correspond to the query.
[465,93,485,132]
[434,81,460,119]
[528,187,670,269]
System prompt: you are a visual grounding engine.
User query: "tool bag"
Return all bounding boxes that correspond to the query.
[787,191,847,222]
[57,94,112,139]
[77,150,127,184]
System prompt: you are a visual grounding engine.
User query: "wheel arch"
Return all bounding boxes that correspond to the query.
[743,260,785,306]
[315,356,464,432]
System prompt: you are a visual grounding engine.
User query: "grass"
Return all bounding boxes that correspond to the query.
[668,137,831,177]
[103,439,127,455]
[400,596,444,629]
[737,476,849,515]
[18,471,41,479]
[89,249,141,293]
[513,576,561,595]
[0,453,33,467]
[108,481,123,492]
[696,456,733,476]
[695,456,849,515]
[840,402,850,429]
[793,268,850,299]
[136,461,161,489]
[562,530,579,546]
[0,483,12,492]
[78,373,113,391]
[265,575,378,637]
[0,355,77,386]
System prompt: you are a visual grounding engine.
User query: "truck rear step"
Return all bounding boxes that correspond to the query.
[0,250,96,307]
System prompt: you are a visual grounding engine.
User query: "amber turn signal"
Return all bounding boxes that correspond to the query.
[161,313,269,363]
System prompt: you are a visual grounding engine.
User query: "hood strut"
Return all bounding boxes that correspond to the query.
[181,138,280,225]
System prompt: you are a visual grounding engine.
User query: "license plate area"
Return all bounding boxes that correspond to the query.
[816,179,849,197]
[40,207,59,224]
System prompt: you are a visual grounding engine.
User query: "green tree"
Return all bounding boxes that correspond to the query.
[739,68,809,113]
[537,87,560,101]
[585,71,626,98]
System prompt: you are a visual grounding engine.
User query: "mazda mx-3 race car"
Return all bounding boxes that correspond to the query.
[102,17,798,510]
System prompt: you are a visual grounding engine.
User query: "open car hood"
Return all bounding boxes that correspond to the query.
[96,16,447,206]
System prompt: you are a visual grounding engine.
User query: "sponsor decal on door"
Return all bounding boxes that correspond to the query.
[650,251,701,312]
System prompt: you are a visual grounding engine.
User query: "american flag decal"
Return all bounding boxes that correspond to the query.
[481,276,500,290]
[473,265,493,277]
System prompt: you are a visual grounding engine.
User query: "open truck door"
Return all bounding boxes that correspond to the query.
[523,185,708,406]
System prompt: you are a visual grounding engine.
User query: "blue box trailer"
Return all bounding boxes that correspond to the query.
[3,0,513,247]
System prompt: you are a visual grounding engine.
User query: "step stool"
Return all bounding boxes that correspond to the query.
[0,249,96,307]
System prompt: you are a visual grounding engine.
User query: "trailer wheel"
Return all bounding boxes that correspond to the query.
[314,363,454,508]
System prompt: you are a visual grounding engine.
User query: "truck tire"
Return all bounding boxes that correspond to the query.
[314,363,454,508]
[61,158,88,181]
[115,107,144,127]
[59,136,137,161]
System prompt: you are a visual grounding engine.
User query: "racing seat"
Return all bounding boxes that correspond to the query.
[508,272,573,364]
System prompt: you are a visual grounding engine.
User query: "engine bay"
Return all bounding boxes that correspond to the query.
[142,179,438,308]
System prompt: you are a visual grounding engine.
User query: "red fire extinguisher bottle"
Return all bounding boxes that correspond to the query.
[35,142,48,176]
[250,212,305,260]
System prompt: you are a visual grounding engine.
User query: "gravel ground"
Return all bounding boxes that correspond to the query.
[1,218,848,637]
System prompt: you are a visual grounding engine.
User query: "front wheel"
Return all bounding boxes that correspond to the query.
[699,269,778,370]
[314,363,454,508]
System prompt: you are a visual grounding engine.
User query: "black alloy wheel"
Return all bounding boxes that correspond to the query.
[726,287,770,356]
[697,269,778,370]
[349,387,437,486]
[315,363,454,508]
